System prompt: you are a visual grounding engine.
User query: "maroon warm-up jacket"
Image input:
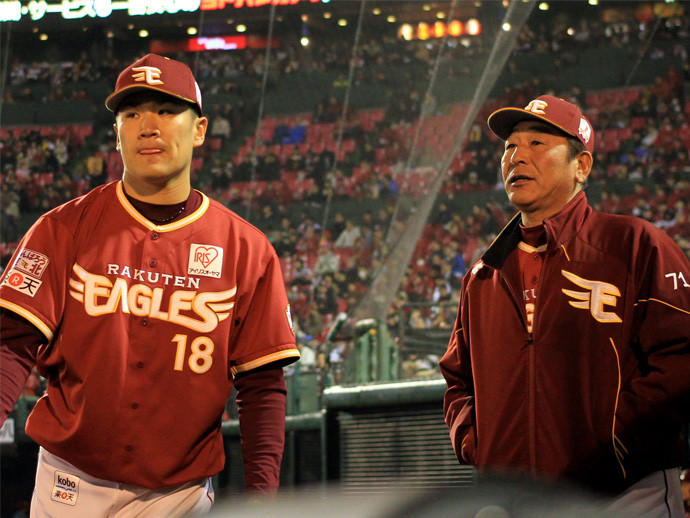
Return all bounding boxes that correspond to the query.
[440,191,690,495]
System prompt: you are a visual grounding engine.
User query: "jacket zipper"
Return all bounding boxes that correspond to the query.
[499,273,537,472]
[528,247,550,475]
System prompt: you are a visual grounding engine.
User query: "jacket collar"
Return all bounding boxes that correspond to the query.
[482,190,592,269]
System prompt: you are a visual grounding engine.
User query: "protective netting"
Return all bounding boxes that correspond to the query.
[350,0,537,322]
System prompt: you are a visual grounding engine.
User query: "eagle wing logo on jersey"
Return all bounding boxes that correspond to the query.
[561,270,622,323]
[188,244,223,278]
[69,264,235,333]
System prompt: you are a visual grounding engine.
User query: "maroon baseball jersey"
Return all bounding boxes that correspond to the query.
[0,181,299,488]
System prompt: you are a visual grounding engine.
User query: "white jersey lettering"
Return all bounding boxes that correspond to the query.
[70,264,236,333]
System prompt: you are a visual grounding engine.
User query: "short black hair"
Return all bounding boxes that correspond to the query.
[567,137,587,161]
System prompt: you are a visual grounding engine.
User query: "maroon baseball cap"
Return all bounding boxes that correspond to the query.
[487,95,594,153]
[105,54,203,114]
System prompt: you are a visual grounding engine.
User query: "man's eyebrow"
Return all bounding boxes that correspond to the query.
[510,122,568,137]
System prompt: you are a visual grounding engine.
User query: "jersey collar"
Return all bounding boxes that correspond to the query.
[116,181,209,232]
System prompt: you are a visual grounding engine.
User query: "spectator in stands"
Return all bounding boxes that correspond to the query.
[314,273,339,316]
[85,151,108,189]
[334,219,362,249]
[329,212,347,240]
[300,301,325,340]
[210,107,231,142]
[440,95,689,513]
[257,151,281,181]
[313,241,340,280]
[291,257,314,287]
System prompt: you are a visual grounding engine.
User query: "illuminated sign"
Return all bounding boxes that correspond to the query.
[201,0,322,10]
[0,0,329,21]
[150,34,278,53]
[1,0,200,22]
[398,19,482,40]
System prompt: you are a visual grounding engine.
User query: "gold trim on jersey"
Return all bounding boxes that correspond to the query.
[517,241,547,253]
[608,337,628,478]
[0,300,53,341]
[231,349,302,377]
[635,297,690,316]
[116,182,209,232]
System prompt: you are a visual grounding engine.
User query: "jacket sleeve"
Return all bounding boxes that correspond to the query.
[439,294,477,465]
[615,230,690,447]
[0,310,45,425]
[234,366,287,494]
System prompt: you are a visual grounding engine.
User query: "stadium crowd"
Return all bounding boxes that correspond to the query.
[1,6,689,383]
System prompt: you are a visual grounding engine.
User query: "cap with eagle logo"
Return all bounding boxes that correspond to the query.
[105,54,203,115]
[487,95,594,153]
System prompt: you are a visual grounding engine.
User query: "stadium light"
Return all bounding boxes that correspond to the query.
[538,2,549,10]
[502,22,511,31]
[466,18,481,35]
[372,8,381,15]
[187,27,198,35]
[387,15,396,23]
[300,36,310,46]
[338,18,347,26]
[323,12,331,19]
[398,24,413,40]
[236,24,246,32]
[139,29,149,37]
[40,33,48,40]
[433,21,446,38]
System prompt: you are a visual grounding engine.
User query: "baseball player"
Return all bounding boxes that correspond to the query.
[440,95,690,515]
[0,54,300,517]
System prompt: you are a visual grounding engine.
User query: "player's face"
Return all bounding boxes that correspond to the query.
[115,92,207,195]
[501,121,591,227]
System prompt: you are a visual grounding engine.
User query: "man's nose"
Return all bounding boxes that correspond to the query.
[139,113,160,137]
[508,146,527,165]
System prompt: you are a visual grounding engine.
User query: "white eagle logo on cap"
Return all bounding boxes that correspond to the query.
[132,66,164,85]
[578,118,591,143]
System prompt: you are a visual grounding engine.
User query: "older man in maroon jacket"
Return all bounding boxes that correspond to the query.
[440,95,690,516]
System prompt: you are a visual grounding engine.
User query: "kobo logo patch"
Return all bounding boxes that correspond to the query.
[51,471,80,506]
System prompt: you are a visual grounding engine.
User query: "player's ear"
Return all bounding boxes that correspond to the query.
[114,124,121,151]
[193,116,208,148]
[574,151,592,185]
